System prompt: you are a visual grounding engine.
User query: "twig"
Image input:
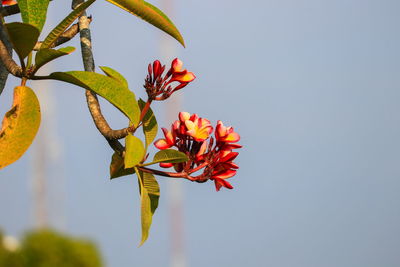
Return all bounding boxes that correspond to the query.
[0,20,21,78]
[138,166,191,179]
[0,12,12,94]
[73,0,133,152]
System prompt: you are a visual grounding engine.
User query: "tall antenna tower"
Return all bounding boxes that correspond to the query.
[160,0,187,266]
[31,68,65,230]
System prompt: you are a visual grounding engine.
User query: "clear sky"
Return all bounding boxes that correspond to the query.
[1,0,400,266]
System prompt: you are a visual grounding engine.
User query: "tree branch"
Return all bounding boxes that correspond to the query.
[73,0,133,153]
[0,17,21,80]
[0,13,12,95]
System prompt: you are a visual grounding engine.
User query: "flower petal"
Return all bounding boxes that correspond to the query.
[220,151,239,162]
[224,132,240,142]
[171,71,196,83]
[214,178,234,191]
[154,139,172,150]
[162,127,175,145]
[184,120,196,131]
[171,58,183,72]
[160,162,174,168]
[179,111,191,122]
[212,169,237,179]
[153,60,162,78]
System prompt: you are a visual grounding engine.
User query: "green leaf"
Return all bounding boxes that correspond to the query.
[138,99,157,148]
[109,152,135,179]
[125,135,145,168]
[0,86,41,169]
[41,0,97,49]
[100,66,129,88]
[34,46,75,71]
[147,149,188,165]
[5,22,40,59]
[16,0,50,32]
[136,168,160,246]
[105,0,185,47]
[49,71,141,126]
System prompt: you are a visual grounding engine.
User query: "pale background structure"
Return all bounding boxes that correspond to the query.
[1,0,400,266]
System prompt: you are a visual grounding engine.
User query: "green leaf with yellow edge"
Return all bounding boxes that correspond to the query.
[135,168,160,246]
[142,149,188,166]
[17,0,50,32]
[41,0,96,49]
[5,22,40,59]
[105,0,185,47]
[34,46,75,71]
[109,152,135,179]
[100,66,129,88]
[125,135,145,168]
[49,71,140,126]
[138,99,157,148]
[0,86,41,169]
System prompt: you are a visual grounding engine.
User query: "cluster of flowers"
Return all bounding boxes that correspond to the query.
[154,112,241,191]
[144,58,196,101]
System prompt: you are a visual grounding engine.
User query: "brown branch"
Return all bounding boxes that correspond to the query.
[73,0,133,152]
[33,18,92,51]
[0,25,21,78]
[85,89,133,139]
[0,13,12,94]
[138,166,191,179]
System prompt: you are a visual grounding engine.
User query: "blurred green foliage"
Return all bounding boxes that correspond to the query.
[0,229,103,267]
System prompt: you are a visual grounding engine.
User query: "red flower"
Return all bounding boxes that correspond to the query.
[144,58,195,101]
[153,112,241,191]
[154,127,176,150]
[215,120,240,143]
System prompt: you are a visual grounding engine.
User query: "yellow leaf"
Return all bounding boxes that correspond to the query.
[0,86,41,169]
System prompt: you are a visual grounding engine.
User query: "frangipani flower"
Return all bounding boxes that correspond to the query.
[144,58,195,101]
[215,120,240,143]
[184,115,213,142]
[153,112,241,191]
[154,127,175,150]
[168,58,196,83]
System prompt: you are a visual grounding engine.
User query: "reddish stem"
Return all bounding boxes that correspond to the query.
[139,100,152,122]
[138,166,197,181]
[188,161,208,174]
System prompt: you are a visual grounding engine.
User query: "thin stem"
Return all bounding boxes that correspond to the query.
[138,166,193,179]
[73,0,133,142]
[187,161,208,174]
[21,77,27,86]
[30,75,52,80]
[0,31,21,77]
[26,52,32,69]
[0,9,13,95]
[139,99,152,122]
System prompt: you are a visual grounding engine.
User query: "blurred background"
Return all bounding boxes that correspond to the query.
[1,0,400,266]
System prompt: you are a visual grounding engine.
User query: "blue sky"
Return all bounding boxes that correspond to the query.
[1,0,400,266]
